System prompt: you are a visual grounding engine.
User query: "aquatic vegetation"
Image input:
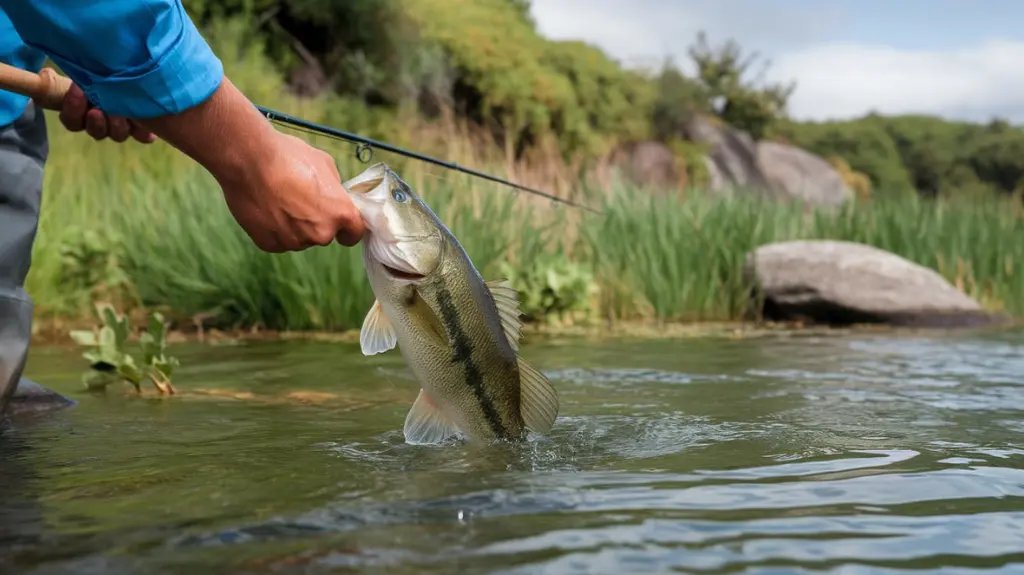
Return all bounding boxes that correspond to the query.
[70,304,180,395]
[54,227,135,316]
[498,252,597,325]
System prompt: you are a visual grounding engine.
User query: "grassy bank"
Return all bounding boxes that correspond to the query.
[27,119,1024,335]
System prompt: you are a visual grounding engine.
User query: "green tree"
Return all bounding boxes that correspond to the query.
[650,58,709,141]
[967,131,1024,194]
[687,31,796,139]
[775,118,914,194]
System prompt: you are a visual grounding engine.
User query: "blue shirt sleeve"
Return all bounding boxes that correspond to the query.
[0,1,224,119]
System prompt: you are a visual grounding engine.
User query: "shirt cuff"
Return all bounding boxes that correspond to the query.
[48,8,224,119]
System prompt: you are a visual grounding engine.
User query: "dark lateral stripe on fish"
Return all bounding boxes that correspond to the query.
[436,287,507,438]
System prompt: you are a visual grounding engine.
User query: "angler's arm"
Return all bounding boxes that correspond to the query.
[0,0,365,251]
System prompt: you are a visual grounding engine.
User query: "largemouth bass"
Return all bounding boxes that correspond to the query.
[343,162,559,445]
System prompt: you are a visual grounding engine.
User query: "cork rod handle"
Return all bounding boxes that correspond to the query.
[0,61,73,111]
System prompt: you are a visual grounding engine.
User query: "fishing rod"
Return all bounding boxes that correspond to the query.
[0,62,600,214]
[256,106,600,213]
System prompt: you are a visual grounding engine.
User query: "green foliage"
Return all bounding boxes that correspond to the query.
[88,163,550,331]
[579,186,802,321]
[773,117,916,195]
[650,59,709,141]
[539,40,655,156]
[776,114,1024,200]
[70,304,179,395]
[55,228,134,314]
[577,186,1024,320]
[965,128,1024,195]
[686,32,796,140]
[30,157,1024,332]
[500,253,597,324]
[397,0,659,159]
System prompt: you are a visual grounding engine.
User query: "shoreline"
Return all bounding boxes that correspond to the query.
[29,314,1023,349]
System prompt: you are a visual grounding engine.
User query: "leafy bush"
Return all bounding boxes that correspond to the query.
[55,228,134,314]
[499,253,597,324]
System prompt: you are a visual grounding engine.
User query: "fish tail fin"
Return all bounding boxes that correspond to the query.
[517,357,559,434]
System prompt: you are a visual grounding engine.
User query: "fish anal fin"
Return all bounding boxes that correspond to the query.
[404,389,460,444]
[360,299,397,355]
[484,278,523,352]
[517,357,559,434]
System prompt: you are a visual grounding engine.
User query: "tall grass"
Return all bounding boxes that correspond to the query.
[579,187,1024,322]
[28,140,1024,332]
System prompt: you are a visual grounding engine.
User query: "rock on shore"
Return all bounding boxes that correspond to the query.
[744,240,1006,327]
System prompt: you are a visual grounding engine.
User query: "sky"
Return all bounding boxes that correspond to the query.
[529,0,1024,123]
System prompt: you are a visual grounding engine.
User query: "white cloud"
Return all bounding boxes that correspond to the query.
[769,40,1024,123]
[530,0,841,71]
[530,0,1024,123]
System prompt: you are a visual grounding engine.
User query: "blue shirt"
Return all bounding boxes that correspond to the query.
[0,1,224,127]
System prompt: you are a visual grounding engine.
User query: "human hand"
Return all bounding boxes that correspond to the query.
[217,131,366,252]
[131,75,365,252]
[58,83,158,144]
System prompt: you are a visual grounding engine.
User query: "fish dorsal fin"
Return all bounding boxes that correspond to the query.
[484,278,523,352]
[404,389,461,444]
[517,357,559,434]
[360,299,397,355]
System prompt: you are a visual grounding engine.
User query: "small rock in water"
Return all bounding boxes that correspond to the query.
[744,239,1007,327]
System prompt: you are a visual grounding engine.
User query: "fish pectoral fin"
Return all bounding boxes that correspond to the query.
[404,390,460,445]
[360,299,397,355]
[484,278,523,352]
[408,289,449,346]
[517,357,559,434]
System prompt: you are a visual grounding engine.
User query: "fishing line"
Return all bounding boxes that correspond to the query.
[257,105,603,215]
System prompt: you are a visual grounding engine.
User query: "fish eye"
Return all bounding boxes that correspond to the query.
[391,188,408,202]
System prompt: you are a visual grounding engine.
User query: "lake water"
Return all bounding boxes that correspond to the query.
[3,327,1024,574]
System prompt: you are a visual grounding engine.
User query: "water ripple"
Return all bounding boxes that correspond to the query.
[10,329,1024,573]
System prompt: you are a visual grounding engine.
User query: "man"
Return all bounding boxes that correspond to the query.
[0,1,367,417]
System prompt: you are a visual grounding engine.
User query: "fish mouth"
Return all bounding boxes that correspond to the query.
[381,263,426,281]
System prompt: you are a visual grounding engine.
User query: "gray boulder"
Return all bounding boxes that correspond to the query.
[702,155,727,194]
[682,114,852,206]
[683,115,774,195]
[605,141,684,191]
[757,141,853,207]
[744,240,1005,327]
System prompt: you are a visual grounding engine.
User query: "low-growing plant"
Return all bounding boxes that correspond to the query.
[499,253,597,325]
[55,227,135,314]
[70,303,180,395]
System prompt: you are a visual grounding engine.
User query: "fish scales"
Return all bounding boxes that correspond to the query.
[345,162,559,445]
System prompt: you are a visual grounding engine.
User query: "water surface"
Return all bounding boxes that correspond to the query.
[4,327,1024,573]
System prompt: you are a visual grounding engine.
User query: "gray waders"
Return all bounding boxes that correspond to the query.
[0,102,48,420]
